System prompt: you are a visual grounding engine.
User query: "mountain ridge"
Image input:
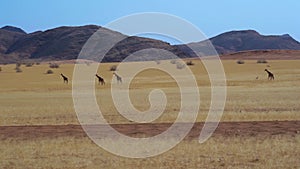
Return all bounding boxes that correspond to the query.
[0,25,300,63]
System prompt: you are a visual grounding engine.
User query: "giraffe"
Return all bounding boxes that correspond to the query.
[95,74,105,85]
[113,72,122,84]
[60,73,68,84]
[265,69,274,80]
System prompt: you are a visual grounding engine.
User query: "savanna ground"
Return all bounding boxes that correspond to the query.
[0,59,299,168]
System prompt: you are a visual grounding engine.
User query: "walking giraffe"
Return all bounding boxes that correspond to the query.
[60,73,69,84]
[265,69,274,80]
[113,72,122,84]
[95,74,105,85]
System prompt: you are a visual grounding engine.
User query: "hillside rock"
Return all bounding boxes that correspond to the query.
[6,25,101,61]
[188,30,300,55]
[1,26,26,34]
[0,27,26,54]
[1,26,300,63]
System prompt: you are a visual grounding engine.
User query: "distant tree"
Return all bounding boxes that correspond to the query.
[49,63,60,68]
[46,69,54,74]
[257,59,268,64]
[186,60,194,66]
[236,60,245,64]
[15,63,21,69]
[170,60,177,64]
[110,65,117,71]
[85,61,91,66]
[154,60,161,64]
[16,67,22,73]
[176,62,186,69]
[25,62,34,67]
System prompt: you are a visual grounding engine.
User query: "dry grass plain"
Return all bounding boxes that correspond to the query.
[0,59,299,168]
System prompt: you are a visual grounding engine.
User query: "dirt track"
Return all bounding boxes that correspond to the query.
[0,121,299,140]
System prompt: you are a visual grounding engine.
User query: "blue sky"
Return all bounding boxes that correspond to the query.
[1,0,299,43]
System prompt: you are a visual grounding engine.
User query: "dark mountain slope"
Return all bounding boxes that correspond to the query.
[1,26,300,63]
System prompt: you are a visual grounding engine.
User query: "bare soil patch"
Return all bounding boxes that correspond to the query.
[1,121,299,140]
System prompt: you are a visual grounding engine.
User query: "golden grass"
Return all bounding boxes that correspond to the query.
[0,60,299,168]
[0,60,300,125]
[0,135,299,169]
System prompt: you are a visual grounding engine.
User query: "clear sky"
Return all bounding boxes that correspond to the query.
[1,0,299,42]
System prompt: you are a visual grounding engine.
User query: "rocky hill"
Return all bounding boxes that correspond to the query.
[209,30,300,54]
[1,25,300,63]
[177,30,300,56]
[1,26,27,34]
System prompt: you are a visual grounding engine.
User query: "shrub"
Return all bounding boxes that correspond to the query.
[0,67,2,72]
[236,60,245,64]
[110,65,117,71]
[176,62,186,69]
[186,60,194,66]
[36,62,41,65]
[16,67,22,73]
[25,62,34,67]
[49,63,60,68]
[170,60,177,64]
[257,59,268,64]
[154,60,161,64]
[15,63,21,69]
[46,69,54,74]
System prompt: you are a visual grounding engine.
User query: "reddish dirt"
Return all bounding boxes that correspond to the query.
[0,121,299,140]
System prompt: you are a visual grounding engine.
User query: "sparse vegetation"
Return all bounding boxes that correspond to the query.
[186,60,194,66]
[176,62,186,69]
[25,62,34,67]
[49,63,60,68]
[236,60,245,64]
[15,67,22,73]
[170,59,177,64]
[0,60,299,125]
[257,59,268,64]
[46,70,54,74]
[0,67,2,72]
[0,60,299,169]
[109,65,117,71]
[85,61,91,66]
[0,134,298,168]
[15,62,21,69]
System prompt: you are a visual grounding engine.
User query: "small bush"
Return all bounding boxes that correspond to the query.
[170,60,177,64]
[0,67,2,72]
[25,62,34,67]
[186,60,194,66]
[15,63,21,69]
[110,65,117,71]
[36,62,41,65]
[154,60,161,64]
[257,59,268,64]
[236,60,245,64]
[16,67,22,73]
[46,70,54,74]
[176,62,186,69]
[49,63,60,68]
